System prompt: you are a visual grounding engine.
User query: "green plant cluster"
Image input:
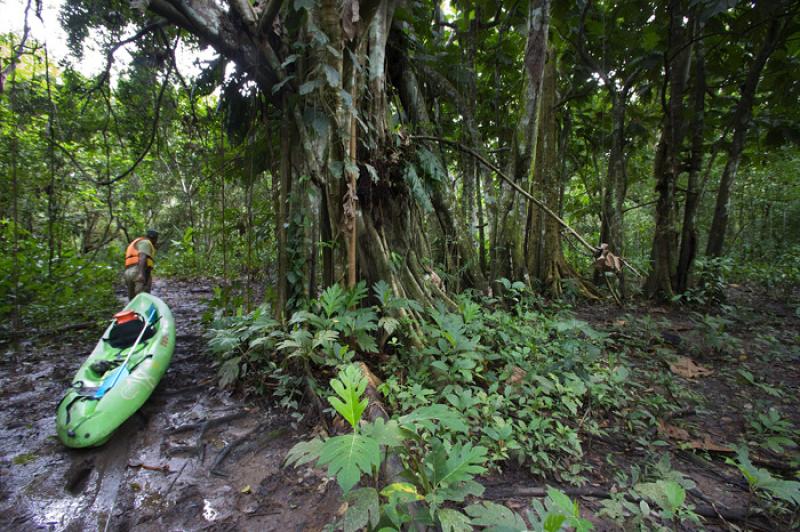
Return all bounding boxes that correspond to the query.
[207,280,633,482]
[381,290,632,481]
[598,454,701,531]
[286,364,594,532]
[732,245,800,300]
[672,256,733,307]
[0,221,118,332]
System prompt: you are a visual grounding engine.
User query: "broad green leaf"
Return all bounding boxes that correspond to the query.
[730,448,800,505]
[322,65,340,87]
[218,356,241,388]
[328,364,369,429]
[380,482,423,501]
[399,404,468,433]
[661,480,686,510]
[319,434,380,493]
[285,437,325,467]
[271,75,294,95]
[547,487,577,514]
[299,79,322,95]
[437,508,472,532]
[436,478,485,503]
[362,418,405,447]
[343,487,379,532]
[373,280,392,304]
[379,316,399,336]
[313,329,339,348]
[465,501,526,531]
[428,442,488,488]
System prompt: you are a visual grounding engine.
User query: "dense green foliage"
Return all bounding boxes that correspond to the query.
[2,0,800,528]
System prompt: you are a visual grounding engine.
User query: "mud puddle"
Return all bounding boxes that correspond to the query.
[0,279,340,531]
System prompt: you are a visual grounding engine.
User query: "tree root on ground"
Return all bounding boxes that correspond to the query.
[303,374,331,433]
[166,411,248,435]
[209,424,286,476]
[165,411,249,460]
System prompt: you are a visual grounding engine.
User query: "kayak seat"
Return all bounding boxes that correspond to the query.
[90,359,120,376]
[105,319,156,348]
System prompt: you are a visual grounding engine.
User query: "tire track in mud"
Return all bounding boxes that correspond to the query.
[0,280,340,531]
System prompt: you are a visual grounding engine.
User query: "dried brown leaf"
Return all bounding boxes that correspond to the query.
[658,420,691,441]
[506,366,527,387]
[688,434,734,453]
[669,356,713,379]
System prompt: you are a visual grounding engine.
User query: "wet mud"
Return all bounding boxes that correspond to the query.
[0,280,340,531]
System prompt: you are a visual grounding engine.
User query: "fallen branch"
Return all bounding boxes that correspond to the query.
[165,460,190,499]
[412,135,594,253]
[127,462,172,473]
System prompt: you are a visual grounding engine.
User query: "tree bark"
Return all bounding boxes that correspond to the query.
[528,51,571,296]
[706,15,785,257]
[275,110,291,319]
[521,0,551,282]
[676,19,706,293]
[647,0,693,300]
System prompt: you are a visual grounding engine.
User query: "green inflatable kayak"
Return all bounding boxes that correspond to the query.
[56,292,176,448]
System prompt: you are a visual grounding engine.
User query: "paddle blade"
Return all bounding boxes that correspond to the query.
[94,365,129,398]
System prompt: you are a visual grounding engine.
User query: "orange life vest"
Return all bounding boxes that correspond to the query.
[125,237,155,268]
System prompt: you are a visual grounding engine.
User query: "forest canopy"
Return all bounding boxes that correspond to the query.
[2,0,799,328]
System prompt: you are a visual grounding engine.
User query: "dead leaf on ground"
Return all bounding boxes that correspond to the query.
[669,356,713,379]
[688,434,734,453]
[506,366,527,387]
[658,420,691,441]
[657,421,734,452]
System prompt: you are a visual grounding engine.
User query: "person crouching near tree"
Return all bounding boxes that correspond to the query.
[124,229,158,300]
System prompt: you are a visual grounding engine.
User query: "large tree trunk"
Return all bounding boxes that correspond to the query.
[647,0,693,300]
[676,19,705,293]
[706,16,785,257]
[143,0,484,306]
[390,22,486,292]
[576,0,640,298]
[597,96,628,295]
[521,0,551,283]
[275,109,291,319]
[527,51,572,296]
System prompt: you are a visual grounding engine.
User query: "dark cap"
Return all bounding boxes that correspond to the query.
[146,229,159,239]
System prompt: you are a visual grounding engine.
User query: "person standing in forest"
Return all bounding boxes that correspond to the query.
[123,230,159,300]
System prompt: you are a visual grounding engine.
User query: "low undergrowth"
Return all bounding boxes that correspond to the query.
[207,281,639,480]
[205,281,800,529]
[0,222,119,334]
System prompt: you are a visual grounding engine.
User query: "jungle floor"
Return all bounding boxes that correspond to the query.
[0,280,797,531]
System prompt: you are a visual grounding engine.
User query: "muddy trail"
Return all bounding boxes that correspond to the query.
[2,280,798,531]
[0,280,340,531]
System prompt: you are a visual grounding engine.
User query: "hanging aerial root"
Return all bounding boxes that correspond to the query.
[412,135,641,280]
